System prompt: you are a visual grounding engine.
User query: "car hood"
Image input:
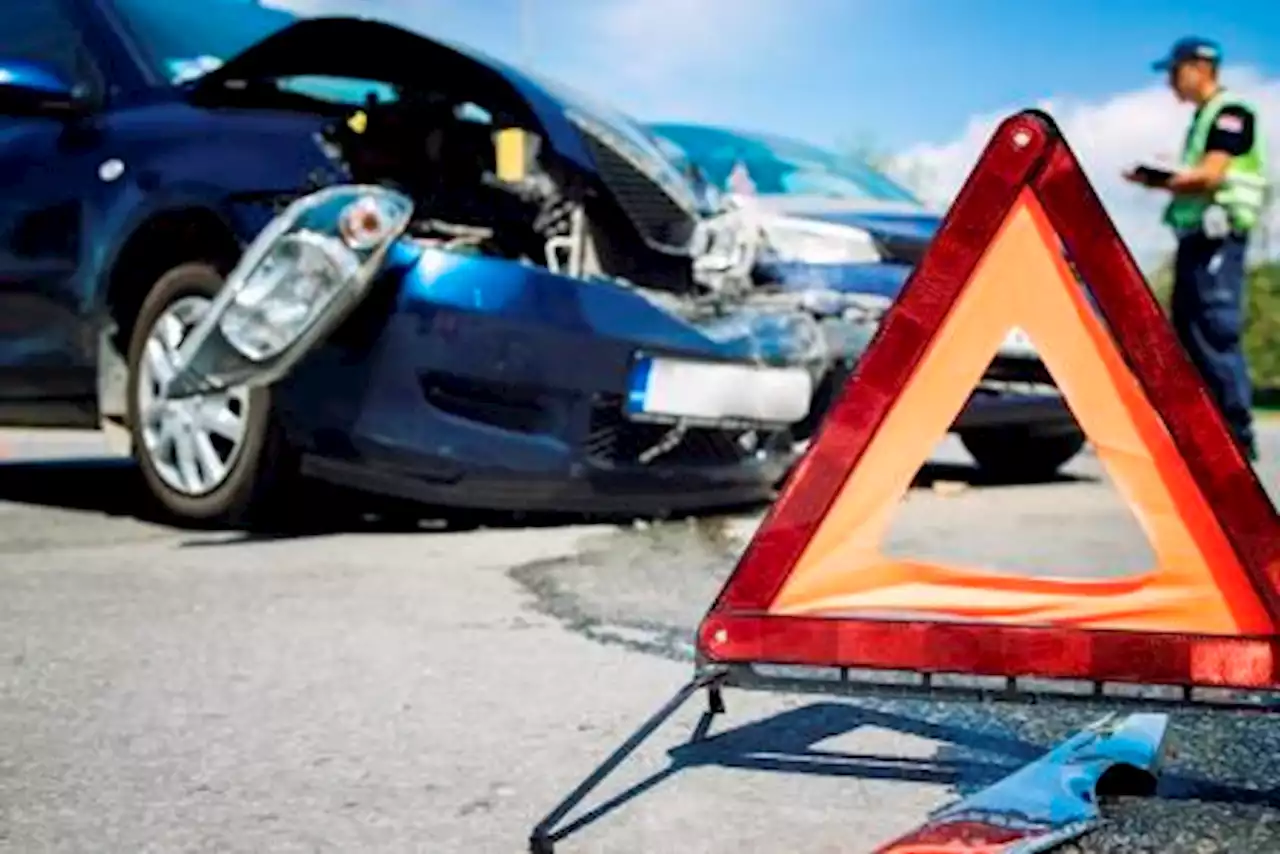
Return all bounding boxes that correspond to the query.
[191,16,488,93]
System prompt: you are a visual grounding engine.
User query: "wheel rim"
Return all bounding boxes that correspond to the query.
[135,294,252,497]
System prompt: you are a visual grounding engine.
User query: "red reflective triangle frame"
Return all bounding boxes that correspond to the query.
[697,110,1280,690]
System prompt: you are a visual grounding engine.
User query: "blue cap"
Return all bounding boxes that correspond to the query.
[1152,37,1222,71]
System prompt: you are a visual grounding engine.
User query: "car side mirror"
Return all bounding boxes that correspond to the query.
[0,58,94,118]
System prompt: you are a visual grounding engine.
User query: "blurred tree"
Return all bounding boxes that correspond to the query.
[1244,261,1280,391]
[1146,256,1280,393]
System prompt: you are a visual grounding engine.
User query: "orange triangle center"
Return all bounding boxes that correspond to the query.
[768,191,1273,636]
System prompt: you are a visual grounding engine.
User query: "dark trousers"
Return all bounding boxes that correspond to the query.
[1170,230,1255,449]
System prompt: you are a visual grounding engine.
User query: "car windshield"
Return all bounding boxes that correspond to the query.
[648,123,922,205]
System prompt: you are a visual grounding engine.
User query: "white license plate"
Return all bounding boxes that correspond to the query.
[626,356,813,425]
[998,326,1038,358]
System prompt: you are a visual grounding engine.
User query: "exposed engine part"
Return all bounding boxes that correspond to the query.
[531,195,580,240]
[410,219,495,251]
[315,95,566,261]
[544,206,587,278]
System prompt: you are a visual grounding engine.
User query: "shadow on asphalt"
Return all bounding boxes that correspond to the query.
[543,699,1280,849]
[0,454,1093,544]
[0,456,762,544]
[909,459,1094,488]
[0,457,157,519]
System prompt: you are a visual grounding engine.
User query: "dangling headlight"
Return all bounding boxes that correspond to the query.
[215,186,413,363]
[218,230,362,362]
[164,185,413,399]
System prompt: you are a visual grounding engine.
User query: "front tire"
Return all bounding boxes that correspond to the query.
[959,426,1087,483]
[126,262,296,528]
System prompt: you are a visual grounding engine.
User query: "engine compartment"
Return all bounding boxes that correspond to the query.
[310,85,775,301]
[318,91,578,266]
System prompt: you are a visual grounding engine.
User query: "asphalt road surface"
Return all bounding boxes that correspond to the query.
[0,425,1277,853]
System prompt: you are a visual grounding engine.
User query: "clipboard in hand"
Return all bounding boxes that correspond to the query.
[1132,163,1175,186]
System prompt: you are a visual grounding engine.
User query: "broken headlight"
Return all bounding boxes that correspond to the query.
[218,230,361,361]
[164,185,413,399]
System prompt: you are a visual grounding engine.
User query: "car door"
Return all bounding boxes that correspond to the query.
[0,0,110,426]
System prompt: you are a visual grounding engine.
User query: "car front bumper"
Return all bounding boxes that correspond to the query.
[262,249,809,515]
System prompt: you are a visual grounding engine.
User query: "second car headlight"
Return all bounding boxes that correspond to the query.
[762,217,882,265]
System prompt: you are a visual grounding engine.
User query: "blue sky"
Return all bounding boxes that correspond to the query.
[848,0,1280,149]
[280,0,1279,152]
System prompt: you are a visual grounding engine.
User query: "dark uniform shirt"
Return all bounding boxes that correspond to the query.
[1200,101,1256,157]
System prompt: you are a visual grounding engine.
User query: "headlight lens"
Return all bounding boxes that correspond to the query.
[219,231,360,361]
[216,187,413,363]
[763,218,882,265]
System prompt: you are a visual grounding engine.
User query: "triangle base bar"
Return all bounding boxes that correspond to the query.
[700,615,1280,689]
[717,662,1280,713]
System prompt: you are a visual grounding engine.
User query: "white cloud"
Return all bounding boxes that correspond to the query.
[886,68,1280,268]
[554,0,813,123]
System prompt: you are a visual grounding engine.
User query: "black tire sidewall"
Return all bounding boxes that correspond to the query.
[125,262,279,526]
[960,426,1087,480]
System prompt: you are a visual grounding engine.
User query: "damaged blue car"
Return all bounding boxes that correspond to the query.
[0,1,823,527]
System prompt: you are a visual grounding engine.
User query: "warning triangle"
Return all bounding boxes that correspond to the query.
[697,110,1280,690]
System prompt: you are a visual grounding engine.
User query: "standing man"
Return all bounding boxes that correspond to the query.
[1125,37,1269,461]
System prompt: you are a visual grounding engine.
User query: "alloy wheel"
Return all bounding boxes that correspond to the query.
[135,295,252,496]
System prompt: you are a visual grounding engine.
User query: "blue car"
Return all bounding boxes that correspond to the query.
[0,1,821,527]
[648,123,1088,478]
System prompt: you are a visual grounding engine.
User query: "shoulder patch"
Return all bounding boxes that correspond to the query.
[1215,112,1245,133]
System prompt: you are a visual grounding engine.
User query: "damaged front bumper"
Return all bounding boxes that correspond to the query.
[163,185,827,439]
